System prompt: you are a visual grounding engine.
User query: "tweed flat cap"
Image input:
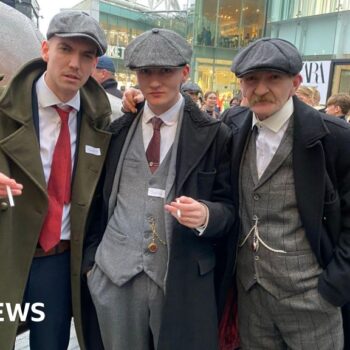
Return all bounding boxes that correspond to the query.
[47,11,107,56]
[182,81,202,93]
[125,28,192,69]
[231,38,302,77]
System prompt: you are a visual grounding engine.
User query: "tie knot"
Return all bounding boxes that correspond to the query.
[54,105,73,124]
[151,117,163,131]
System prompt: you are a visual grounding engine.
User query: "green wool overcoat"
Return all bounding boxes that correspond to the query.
[0,58,111,349]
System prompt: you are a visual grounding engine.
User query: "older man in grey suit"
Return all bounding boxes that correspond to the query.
[83,28,234,350]
[220,38,350,349]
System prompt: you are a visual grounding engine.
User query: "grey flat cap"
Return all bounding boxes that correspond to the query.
[47,11,107,56]
[125,28,192,69]
[182,81,202,93]
[231,38,302,77]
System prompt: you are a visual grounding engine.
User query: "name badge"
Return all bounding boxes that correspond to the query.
[85,145,101,156]
[148,188,166,198]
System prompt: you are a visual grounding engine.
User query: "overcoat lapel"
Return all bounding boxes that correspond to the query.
[175,107,221,193]
[292,97,329,258]
[0,120,47,195]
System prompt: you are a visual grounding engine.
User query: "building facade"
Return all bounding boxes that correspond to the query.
[266,0,350,103]
[70,0,349,105]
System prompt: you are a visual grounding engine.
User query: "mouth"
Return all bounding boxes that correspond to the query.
[148,92,164,97]
[63,73,80,81]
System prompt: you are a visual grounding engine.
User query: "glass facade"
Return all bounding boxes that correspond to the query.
[189,0,267,105]
[73,0,268,103]
[266,0,350,59]
[95,0,268,103]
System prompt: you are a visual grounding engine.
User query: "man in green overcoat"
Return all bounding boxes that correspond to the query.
[0,11,111,349]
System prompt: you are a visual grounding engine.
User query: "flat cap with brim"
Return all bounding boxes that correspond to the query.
[182,81,202,93]
[125,28,192,69]
[231,37,302,77]
[47,11,107,56]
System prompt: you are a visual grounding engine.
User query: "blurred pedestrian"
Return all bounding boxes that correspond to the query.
[181,81,202,107]
[202,90,220,119]
[325,93,350,121]
[92,55,123,121]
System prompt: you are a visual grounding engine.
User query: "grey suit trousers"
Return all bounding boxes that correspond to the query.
[88,264,164,350]
[237,280,343,350]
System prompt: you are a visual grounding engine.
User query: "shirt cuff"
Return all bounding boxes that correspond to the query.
[195,203,209,236]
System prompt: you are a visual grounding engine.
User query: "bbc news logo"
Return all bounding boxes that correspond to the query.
[0,303,45,322]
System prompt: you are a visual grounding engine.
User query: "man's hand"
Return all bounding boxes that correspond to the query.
[164,196,207,228]
[0,172,23,198]
[122,87,145,113]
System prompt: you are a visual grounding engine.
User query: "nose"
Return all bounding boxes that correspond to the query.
[254,80,269,96]
[69,54,80,70]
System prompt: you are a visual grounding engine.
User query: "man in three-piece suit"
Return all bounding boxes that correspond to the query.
[221,38,350,349]
[0,11,111,349]
[83,28,234,350]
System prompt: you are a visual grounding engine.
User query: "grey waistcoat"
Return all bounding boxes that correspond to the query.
[237,117,322,300]
[96,114,181,289]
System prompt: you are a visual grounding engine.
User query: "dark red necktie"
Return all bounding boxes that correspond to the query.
[39,106,72,252]
[146,117,163,173]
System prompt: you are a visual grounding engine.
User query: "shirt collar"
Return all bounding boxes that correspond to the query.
[252,97,293,133]
[143,94,184,126]
[36,72,80,111]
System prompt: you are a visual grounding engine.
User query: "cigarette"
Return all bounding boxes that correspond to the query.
[176,199,181,218]
[6,185,15,207]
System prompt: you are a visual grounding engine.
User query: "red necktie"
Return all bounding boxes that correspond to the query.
[146,117,163,174]
[39,106,72,252]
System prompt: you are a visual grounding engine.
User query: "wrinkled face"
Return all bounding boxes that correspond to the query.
[136,66,189,115]
[41,36,98,102]
[325,104,341,116]
[240,71,302,120]
[205,93,217,109]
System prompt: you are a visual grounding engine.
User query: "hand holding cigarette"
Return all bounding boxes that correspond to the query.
[164,196,207,229]
[0,172,23,203]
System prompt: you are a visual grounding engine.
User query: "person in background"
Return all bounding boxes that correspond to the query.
[83,27,234,350]
[92,55,123,121]
[229,93,242,108]
[92,55,123,98]
[0,11,111,349]
[325,93,350,121]
[181,81,202,107]
[202,90,220,119]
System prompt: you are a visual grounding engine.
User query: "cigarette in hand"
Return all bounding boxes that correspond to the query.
[6,185,15,207]
[176,198,181,218]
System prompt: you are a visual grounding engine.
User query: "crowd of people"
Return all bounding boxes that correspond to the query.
[0,9,350,350]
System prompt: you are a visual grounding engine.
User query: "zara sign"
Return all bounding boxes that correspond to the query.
[300,61,331,105]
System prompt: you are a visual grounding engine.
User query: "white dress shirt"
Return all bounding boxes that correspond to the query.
[142,94,184,162]
[36,73,80,240]
[252,97,294,179]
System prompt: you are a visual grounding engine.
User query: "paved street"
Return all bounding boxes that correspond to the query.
[15,320,79,349]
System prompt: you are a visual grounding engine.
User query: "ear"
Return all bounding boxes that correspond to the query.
[239,79,247,97]
[41,40,49,62]
[334,105,341,114]
[291,74,302,94]
[181,65,190,83]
